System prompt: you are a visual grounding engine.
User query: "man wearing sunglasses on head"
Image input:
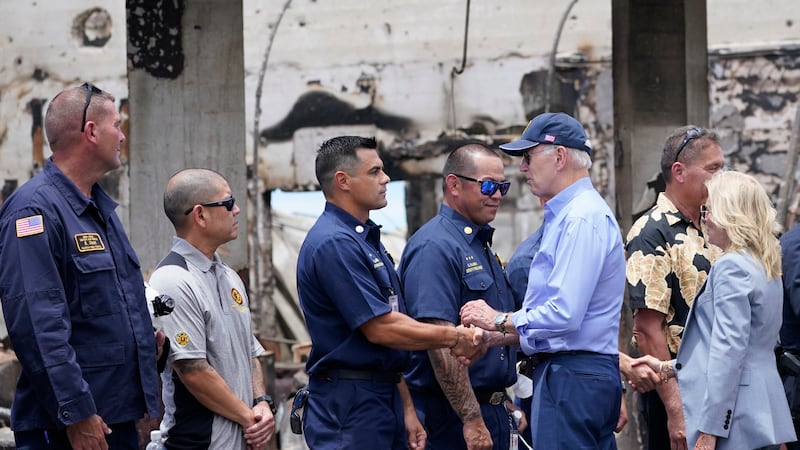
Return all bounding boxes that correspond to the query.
[149,168,275,450]
[626,126,725,450]
[399,144,522,450]
[0,83,161,449]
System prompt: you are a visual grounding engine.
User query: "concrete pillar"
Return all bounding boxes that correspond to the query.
[126,0,248,273]
[612,2,709,448]
[613,0,709,233]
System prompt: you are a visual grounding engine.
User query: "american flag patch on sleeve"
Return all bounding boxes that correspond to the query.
[16,215,44,237]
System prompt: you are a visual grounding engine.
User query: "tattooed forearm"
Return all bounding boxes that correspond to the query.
[174,358,214,375]
[424,319,482,423]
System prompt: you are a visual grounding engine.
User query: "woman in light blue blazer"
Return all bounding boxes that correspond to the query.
[635,171,796,450]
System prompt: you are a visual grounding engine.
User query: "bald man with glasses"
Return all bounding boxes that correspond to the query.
[399,144,522,450]
[149,168,275,450]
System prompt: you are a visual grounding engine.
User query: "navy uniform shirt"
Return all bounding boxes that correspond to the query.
[506,227,544,305]
[0,159,160,430]
[297,202,410,374]
[781,224,800,351]
[399,205,517,391]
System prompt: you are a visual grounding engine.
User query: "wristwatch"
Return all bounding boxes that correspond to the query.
[253,394,277,414]
[494,312,509,334]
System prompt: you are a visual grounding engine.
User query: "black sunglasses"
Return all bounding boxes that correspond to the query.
[674,127,703,162]
[452,174,511,196]
[184,197,236,215]
[80,82,103,132]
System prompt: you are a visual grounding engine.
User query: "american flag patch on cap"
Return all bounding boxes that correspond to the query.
[16,215,44,237]
[544,134,556,142]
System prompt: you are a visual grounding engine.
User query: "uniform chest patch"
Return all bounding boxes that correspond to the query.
[175,332,190,346]
[16,215,44,237]
[231,288,244,305]
[465,254,483,273]
[74,233,105,252]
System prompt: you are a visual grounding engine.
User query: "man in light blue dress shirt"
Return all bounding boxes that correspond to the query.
[461,112,626,450]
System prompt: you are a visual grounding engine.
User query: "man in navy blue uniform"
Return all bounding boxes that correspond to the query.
[0,83,161,449]
[296,136,482,450]
[399,144,521,450]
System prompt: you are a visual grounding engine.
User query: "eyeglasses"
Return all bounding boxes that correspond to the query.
[184,196,236,215]
[700,204,710,221]
[521,146,551,165]
[452,174,510,196]
[674,127,702,162]
[80,82,102,132]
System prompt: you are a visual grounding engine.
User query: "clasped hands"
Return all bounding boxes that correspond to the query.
[449,324,485,364]
[449,299,505,366]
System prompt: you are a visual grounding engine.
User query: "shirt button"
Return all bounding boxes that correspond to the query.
[675,363,682,370]
[62,410,71,419]
[480,282,486,288]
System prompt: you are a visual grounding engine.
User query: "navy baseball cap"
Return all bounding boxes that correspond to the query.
[499,112,592,156]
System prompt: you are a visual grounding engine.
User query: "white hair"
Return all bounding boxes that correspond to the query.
[568,148,592,169]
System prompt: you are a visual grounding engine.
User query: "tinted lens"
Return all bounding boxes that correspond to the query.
[479,181,510,196]
[479,181,499,196]
[222,197,235,211]
[674,127,702,162]
[498,182,510,196]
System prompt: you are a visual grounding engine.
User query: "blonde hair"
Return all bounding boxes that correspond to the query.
[705,171,781,278]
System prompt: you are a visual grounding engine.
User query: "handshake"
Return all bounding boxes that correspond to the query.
[449,325,486,365]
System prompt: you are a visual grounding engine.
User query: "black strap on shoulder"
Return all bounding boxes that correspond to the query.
[156,251,187,271]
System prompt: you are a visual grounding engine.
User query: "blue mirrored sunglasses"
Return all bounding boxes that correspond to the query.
[452,174,511,196]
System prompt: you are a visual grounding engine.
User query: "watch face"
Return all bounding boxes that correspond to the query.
[494,313,505,331]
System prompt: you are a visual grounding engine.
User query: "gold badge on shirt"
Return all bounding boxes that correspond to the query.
[175,332,190,346]
[231,288,248,312]
[74,233,105,252]
[231,288,244,305]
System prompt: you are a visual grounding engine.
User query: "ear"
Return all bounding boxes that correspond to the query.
[444,173,460,196]
[554,146,568,170]
[193,207,209,229]
[334,170,350,192]
[83,121,99,143]
[671,162,685,183]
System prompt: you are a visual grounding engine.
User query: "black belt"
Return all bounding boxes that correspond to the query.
[313,368,401,384]
[530,350,602,366]
[473,389,506,405]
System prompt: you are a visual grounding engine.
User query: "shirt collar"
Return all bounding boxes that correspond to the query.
[438,204,494,245]
[170,236,222,273]
[324,202,383,247]
[44,158,119,218]
[544,177,594,220]
[656,193,695,228]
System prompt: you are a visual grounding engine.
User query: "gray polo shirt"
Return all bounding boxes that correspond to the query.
[150,237,264,450]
